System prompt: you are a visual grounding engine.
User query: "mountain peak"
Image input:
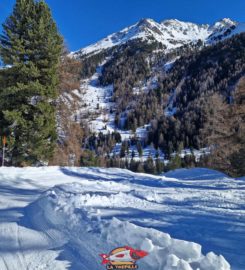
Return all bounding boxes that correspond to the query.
[71,18,244,57]
[138,18,155,25]
[161,18,185,25]
[218,18,236,25]
[136,18,159,30]
[211,18,237,30]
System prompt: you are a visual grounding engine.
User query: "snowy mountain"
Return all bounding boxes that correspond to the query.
[0,166,244,269]
[64,23,245,175]
[72,18,245,57]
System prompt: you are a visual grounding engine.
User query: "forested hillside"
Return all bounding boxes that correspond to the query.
[0,10,244,176]
[74,32,244,176]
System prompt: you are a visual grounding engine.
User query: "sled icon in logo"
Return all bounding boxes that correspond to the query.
[100,246,148,269]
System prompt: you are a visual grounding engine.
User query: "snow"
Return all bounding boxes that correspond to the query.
[0,166,244,269]
[170,148,211,162]
[73,61,155,142]
[211,18,236,30]
[112,143,165,162]
[163,167,229,180]
[165,89,177,116]
[71,18,244,57]
[163,58,179,72]
[132,76,158,94]
[70,60,119,135]
[75,62,114,119]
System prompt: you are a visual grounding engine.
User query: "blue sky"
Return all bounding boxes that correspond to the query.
[0,0,244,51]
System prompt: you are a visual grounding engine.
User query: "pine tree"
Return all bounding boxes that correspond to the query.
[144,156,156,174]
[136,141,143,157]
[168,154,182,171]
[129,158,137,172]
[120,141,126,158]
[0,0,62,165]
[155,158,164,174]
[136,162,145,173]
[229,146,245,176]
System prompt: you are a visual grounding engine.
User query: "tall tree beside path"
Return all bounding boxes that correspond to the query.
[0,0,63,166]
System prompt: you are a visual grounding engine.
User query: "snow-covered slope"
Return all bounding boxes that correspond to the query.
[0,167,244,269]
[72,18,245,57]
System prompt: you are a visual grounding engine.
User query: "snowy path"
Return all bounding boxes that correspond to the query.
[0,167,244,269]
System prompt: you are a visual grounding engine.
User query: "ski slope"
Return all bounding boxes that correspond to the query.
[0,167,244,269]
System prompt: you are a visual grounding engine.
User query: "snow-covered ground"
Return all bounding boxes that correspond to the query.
[73,62,114,126]
[0,167,244,270]
[112,143,165,161]
[74,62,155,143]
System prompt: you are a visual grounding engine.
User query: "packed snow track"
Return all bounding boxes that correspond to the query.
[0,167,244,270]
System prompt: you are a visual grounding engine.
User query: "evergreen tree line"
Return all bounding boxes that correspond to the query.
[81,33,245,176]
[80,147,202,175]
[83,131,122,156]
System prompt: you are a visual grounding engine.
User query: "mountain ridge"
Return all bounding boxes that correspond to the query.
[58,17,245,178]
[71,18,245,57]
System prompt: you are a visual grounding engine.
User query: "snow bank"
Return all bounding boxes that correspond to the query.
[163,167,229,180]
[105,218,208,270]
[26,181,231,270]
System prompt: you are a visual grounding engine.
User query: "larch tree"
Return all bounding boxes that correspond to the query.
[201,78,245,176]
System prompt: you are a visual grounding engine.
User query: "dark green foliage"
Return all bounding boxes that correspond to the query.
[136,141,143,157]
[230,147,245,177]
[131,33,245,156]
[100,39,154,115]
[80,149,98,166]
[80,52,106,79]
[167,154,182,171]
[79,33,244,176]
[120,141,126,158]
[0,0,63,165]
[155,158,164,174]
[84,131,122,156]
[144,156,156,174]
[129,158,137,172]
